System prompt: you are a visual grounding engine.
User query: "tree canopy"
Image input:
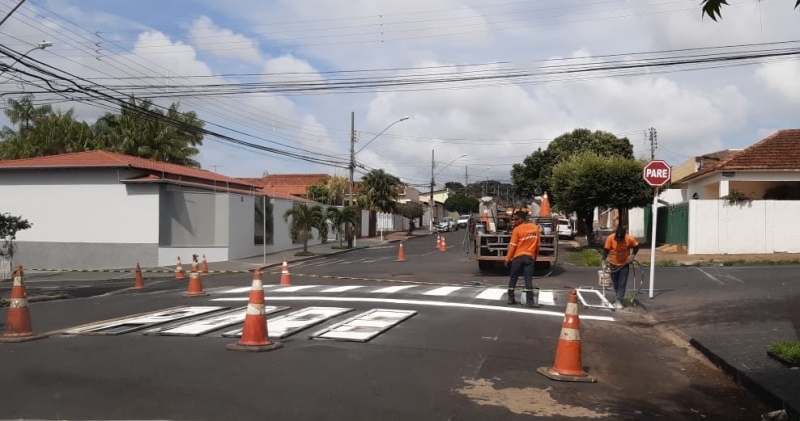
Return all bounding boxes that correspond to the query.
[283,204,324,253]
[444,194,480,215]
[359,169,401,212]
[0,213,32,262]
[0,94,204,167]
[550,153,652,235]
[701,0,799,21]
[511,128,635,201]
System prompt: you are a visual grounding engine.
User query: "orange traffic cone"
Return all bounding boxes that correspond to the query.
[436,235,442,250]
[227,269,283,352]
[539,192,552,218]
[183,261,208,297]
[201,254,210,275]
[134,263,145,290]
[280,259,292,286]
[440,236,447,251]
[395,242,407,262]
[481,208,489,227]
[0,266,48,343]
[537,289,596,383]
[175,257,185,280]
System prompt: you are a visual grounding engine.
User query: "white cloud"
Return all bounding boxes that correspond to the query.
[755,60,800,107]
[188,16,262,64]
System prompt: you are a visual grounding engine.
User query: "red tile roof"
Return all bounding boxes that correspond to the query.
[680,129,800,182]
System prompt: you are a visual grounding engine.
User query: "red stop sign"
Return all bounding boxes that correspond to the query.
[643,160,671,187]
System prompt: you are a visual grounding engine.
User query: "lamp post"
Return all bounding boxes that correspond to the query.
[347,113,409,247]
[429,153,467,231]
[0,41,52,79]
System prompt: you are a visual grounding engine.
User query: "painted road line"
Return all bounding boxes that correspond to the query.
[62,306,228,335]
[537,290,558,306]
[217,285,277,294]
[321,285,365,293]
[210,296,616,321]
[475,288,506,300]
[309,309,416,342]
[221,306,353,339]
[143,306,290,336]
[424,286,462,296]
[372,285,416,293]
[273,285,320,293]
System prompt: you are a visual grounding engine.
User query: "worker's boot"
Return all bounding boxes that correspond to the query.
[524,288,541,308]
[506,289,517,305]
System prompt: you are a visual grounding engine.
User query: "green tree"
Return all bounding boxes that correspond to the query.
[511,128,635,201]
[550,153,651,240]
[702,0,799,21]
[283,204,324,253]
[0,213,32,264]
[359,169,401,212]
[444,194,480,215]
[444,182,466,195]
[307,184,332,205]
[94,98,204,167]
[395,202,424,234]
[326,175,348,206]
[326,206,358,247]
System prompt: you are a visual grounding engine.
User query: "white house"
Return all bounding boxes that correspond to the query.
[0,150,320,270]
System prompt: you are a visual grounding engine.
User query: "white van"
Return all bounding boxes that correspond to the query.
[557,218,574,239]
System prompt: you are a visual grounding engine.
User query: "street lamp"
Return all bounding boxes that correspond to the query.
[0,41,53,79]
[429,153,467,231]
[347,114,409,247]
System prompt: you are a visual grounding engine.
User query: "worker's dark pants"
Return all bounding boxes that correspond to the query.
[610,263,630,301]
[508,255,535,301]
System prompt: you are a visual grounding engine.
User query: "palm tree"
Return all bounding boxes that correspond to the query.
[360,169,401,212]
[283,204,324,253]
[327,206,357,247]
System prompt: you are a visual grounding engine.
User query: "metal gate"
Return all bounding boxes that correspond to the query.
[644,202,688,246]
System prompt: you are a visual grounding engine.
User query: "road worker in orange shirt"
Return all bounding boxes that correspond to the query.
[505,210,541,308]
[602,225,640,309]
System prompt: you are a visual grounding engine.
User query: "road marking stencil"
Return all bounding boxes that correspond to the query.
[221,306,354,339]
[62,306,227,335]
[143,306,290,336]
[309,309,416,342]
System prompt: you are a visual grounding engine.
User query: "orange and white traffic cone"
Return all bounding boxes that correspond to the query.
[436,235,442,250]
[395,242,407,262]
[537,289,596,383]
[440,237,447,251]
[280,259,291,286]
[0,266,48,343]
[227,269,283,352]
[539,191,552,218]
[183,261,208,297]
[201,254,210,275]
[175,257,185,280]
[134,263,145,290]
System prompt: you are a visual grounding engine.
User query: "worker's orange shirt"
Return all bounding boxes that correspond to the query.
[604,234,639,266]
[505,222,541,262]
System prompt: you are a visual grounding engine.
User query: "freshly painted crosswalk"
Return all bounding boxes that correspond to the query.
[209,284,565,307]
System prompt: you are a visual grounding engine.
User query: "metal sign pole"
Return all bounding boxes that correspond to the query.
[648,187,658,298]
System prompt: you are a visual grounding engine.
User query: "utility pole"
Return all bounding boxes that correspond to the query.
[464,166,468,195]
[429,149,435,232]
[348,111,355,248]
[648,127,658,160]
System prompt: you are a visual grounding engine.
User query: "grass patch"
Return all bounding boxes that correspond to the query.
[769,340,800,364]
[656,259,680,267]
[294,251,316,257]
[569,249,603,267]
[330,245,349,250]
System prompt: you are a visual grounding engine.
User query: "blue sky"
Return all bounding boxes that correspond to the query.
[2,0,800,190]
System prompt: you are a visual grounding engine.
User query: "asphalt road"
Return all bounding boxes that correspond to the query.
[0,231,777,420]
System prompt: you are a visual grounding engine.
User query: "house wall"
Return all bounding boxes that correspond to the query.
[687,171,800,200]
[688,200,800,254]
[0,168,160,269]
[671,158,697,183]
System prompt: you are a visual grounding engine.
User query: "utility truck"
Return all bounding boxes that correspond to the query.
[471,196,558,276]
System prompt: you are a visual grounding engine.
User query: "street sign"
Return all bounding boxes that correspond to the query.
[643,160,671,187]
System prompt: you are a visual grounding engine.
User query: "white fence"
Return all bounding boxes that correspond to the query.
[688,200,800,254]
[0,259,10,281]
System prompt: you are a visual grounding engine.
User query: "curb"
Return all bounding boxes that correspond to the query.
[637,298,798,420]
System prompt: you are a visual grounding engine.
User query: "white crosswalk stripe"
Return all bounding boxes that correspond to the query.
[273,285,320,292]
[321,285,365,293]
[372,285,416,293]
[475,288,506,300]
[423,286,462,296]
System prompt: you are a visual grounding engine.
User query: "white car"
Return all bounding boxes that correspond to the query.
[456,214,471,229]
[436,217,458,232]
[557,218,574,239]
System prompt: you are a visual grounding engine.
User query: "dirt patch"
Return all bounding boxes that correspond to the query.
[455,378,612,418]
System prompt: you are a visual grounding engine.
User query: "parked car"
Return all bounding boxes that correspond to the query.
[456,214,471,229]
[557,218,574,239]
[436,217,458,232]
